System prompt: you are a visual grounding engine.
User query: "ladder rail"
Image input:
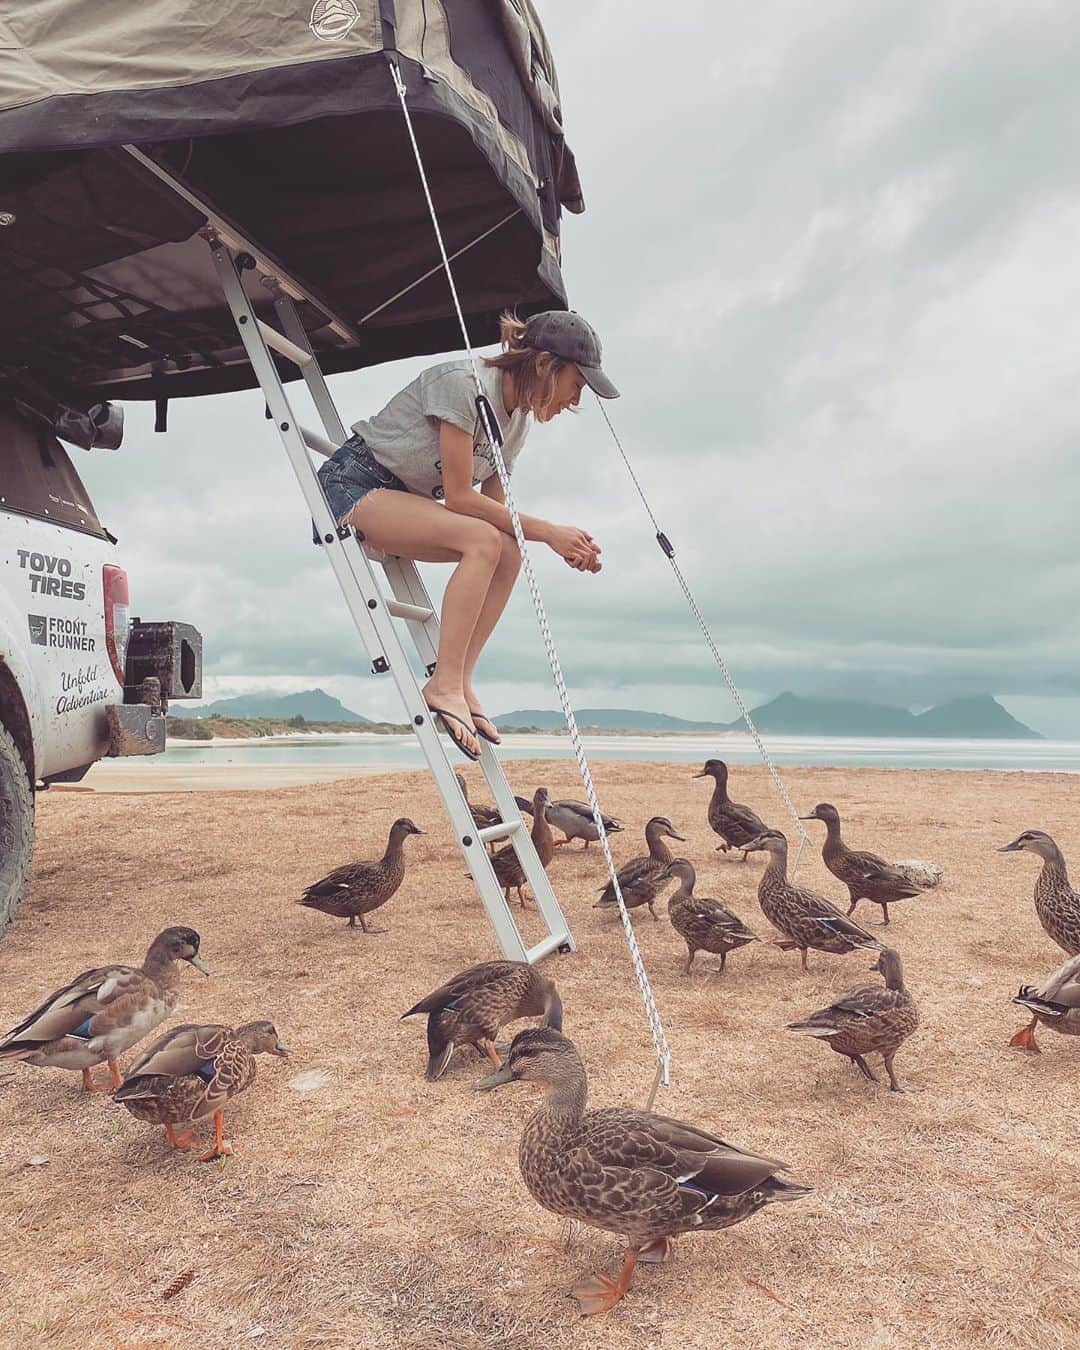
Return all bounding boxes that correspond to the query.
[211,250,573,963]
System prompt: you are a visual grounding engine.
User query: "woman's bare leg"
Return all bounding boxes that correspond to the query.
[463,535,521,724]
[346,491,503,756]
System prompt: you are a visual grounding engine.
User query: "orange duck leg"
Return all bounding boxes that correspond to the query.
[572,1248,640,1316]
[197,1110,234,1162]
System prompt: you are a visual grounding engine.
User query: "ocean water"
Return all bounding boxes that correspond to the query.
[159,732,1080,773]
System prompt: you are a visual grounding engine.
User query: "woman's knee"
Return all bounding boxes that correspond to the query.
[462,520,503,564]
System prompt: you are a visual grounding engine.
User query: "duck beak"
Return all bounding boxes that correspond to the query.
[798,814,816,822]
[670,830,687,841]
[475,1063,515,1091]
[692,770,706,779]
[997,840,1022,852]
[272,1041,291,1057]
[188,954,211,976]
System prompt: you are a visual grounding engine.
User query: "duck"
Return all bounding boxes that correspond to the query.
[515,794,622,849]
[299,817,425,931]
[455,772,505,853]
[799,803,922,924]
[401,961,562,1080]
[115,1019,289,1160]
[476,1028,810,1316]
[655,859,760,973]
[786,947,918,1091]
[0,927,210,1093]
[1010,953,1080,1053]
[741,830,880,971]
[594,816,686,920]
[487,788,554,908]
[693,759,767,860]
[998,830,1080,956]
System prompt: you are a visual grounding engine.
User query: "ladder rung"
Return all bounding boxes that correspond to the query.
[478,819,522,844]
[257,319,314,368]
[526,932,571,964]
[301,424,336,456]
[386,599,435,622]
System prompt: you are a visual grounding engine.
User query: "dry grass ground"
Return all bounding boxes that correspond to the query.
[0,761,1077,1348]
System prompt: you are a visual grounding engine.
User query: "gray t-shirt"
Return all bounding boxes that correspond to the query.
[350,359,530,501]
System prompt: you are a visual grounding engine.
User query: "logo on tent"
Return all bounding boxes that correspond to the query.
[310,0,360,41]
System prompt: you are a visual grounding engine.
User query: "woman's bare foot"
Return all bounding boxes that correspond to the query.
[421,681,481,759]
[464,685,500,744]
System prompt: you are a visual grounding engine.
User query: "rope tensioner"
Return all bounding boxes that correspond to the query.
[389,61,672,1098]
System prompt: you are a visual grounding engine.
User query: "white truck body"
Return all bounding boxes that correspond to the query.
[0,399,201,931]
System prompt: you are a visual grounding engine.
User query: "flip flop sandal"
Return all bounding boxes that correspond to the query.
[427,706,482,762]
[468,710,501,746]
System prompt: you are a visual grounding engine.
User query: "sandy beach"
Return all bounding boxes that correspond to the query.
[1,760,1077,1348]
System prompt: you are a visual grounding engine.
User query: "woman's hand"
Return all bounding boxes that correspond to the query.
[546,524,602,573]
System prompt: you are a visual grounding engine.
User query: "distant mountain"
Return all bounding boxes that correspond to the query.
[170,688,370,724]
[496,693,1042,739]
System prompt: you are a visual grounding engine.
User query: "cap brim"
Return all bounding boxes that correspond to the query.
[579,364,620,399]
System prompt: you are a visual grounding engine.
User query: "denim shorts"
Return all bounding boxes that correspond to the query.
[316,433,407,530]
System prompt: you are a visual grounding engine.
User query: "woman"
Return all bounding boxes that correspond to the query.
[318,310,618,761]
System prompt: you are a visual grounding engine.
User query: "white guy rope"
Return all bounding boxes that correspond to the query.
[595,399,810,877]
[390,62,671,1096]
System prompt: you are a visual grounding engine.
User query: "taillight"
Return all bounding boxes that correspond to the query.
[103,565,130,687]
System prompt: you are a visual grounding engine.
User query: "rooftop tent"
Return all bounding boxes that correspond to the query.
[0,0,583,404]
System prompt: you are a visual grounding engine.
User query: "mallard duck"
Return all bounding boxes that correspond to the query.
[115,1020,289,1160]
[0,927,209,1093]
[741,830,879,971]
[476,1028,810,1316]
[595,816,686,920]
[693,759,767,860]
[1010,953,1080,1053]
[456,773,505,854]
[655,859,760,973]
[799,803,922,924]
[998,830,1080,956]
[299,817,425,931]
[488,788,554,908]
[402,961,562,1080]
[516,795,622,849]
[786,947,918,1090]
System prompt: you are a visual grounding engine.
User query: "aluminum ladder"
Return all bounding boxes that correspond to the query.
[199,235,574,964]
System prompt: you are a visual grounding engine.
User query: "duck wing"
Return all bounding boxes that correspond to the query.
[845,848,921,892]
[679,898,760,943]
[554,801,622,832]
[300,859,379,902]
[597,856,658,905]
[401,962,520,1019]
[567,1107,798,1234]
[787,984,898,1037]
[717,801,767,845]
[0,962,149,1054]
[122,1023,231,1080]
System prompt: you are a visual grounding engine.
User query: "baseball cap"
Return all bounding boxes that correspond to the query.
[521,311,619,399]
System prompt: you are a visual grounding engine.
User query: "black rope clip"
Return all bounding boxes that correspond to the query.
[656,531,675,558]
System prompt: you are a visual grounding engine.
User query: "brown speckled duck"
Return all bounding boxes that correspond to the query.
[299,817,425,931]
[456,773,505,853]
[402,961,562,1080]
[0,928,210,1093]
[800,803,922,924]
[489,788,554,908]
[477,1028,810,1316]
[786,947,918,1090]
[655,859,760,973]
[742,829,880,971]
[1010,953,1080,1053]
[998,830,1080,956]
[594,816,686,920]
[115,1020,289,1160]
[694,759,767,860]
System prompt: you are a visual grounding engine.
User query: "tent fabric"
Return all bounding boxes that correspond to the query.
[0,1,583,404]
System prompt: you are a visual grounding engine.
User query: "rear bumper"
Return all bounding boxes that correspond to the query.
[106,703,166,756]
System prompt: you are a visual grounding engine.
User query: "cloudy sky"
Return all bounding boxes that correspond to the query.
[76,1,1080,735]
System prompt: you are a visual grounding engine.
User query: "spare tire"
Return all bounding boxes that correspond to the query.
[0,721,33,935]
